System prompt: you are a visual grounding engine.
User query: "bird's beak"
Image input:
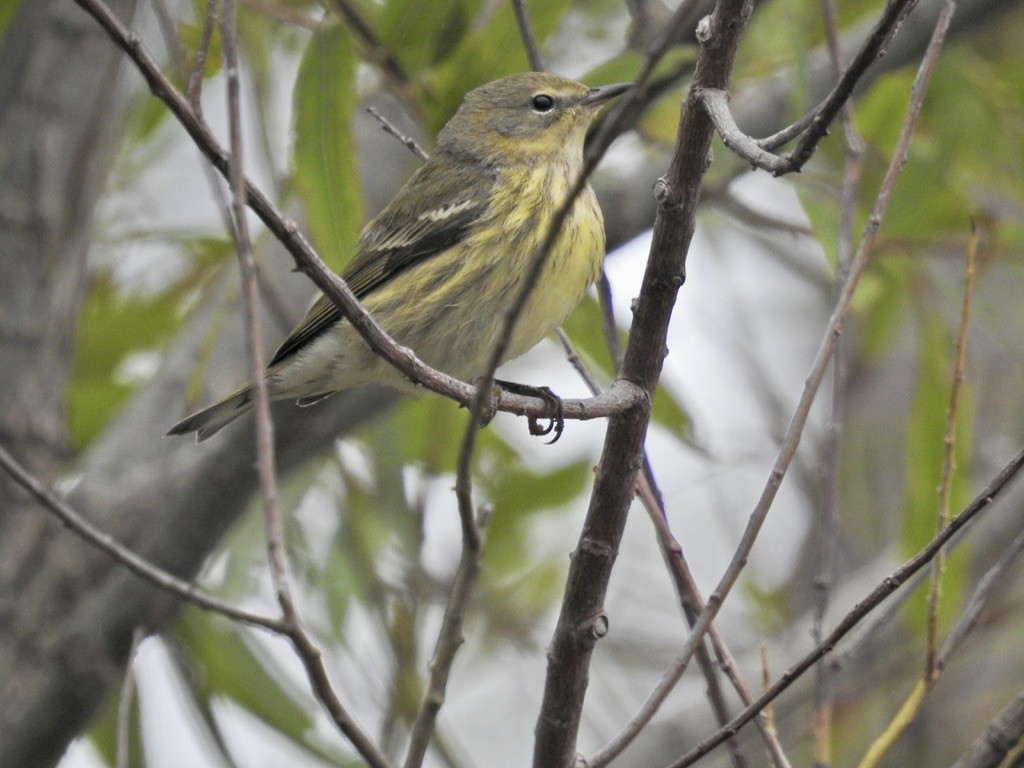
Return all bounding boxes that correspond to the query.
[582,82,631,106]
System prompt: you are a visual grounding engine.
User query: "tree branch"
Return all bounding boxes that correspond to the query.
[950,689,1024,766]
[925,222,978,675]
[532,0,755,763]
[366,105,429,161]
[701,0,921,173]
[589,0,956,759]
[0,441,284,631]
[512,0,545,71]
[668,442,1024,767]
[221,3,393,764]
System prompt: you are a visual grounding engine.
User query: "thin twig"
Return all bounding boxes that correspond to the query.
[587,0,708,158]
[220,0,290,619]
[664,442,1024,768]
[150,0,293,335]
[812,0,865,759]
[758,644,780,742]
[926,221,979,677]
[402,506,491,768]
[596,271,624,369]
[702,89,795,174]
[589,0,956,762]
[151,0,188,72]
[366,106,429,161]
[556,330,771,767]
[0,441,285,631]
[512,0,545,71]
[951,688,1024,768]
[783,0,920,162]
[71,0,641,428]
[639,472,794,768]
[187,0,218,111]
[703,0,921,171]
[220,5,392,768]
[533,0,756,760]
[939,524,1024,670]
[625,0,675,52]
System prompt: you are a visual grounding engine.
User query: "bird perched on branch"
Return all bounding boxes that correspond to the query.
[168,72,629,442]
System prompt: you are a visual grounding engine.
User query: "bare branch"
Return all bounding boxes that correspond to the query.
[220,0,289,619]
[366,105,429,161]
[701,88,793,173]
[925,222,979,676]
[220,4,393,766]
[0,442,285,631]
[402,507,491,768]
[512,0,545,71]
[187,0,218,111]
[781,0,920,161]
[812,0,866,757]
[668,442,1024,767]
[533,0,756,760]
[939,525,1024,670]
[555,330,783,767]
[951,689,1024,768]
[704,0,921,173]
[638,472,793,768]
[591,0,957,760]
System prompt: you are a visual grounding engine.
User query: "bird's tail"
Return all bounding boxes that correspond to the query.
[166,386,254,442]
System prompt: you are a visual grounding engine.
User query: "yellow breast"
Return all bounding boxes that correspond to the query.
[485,163,605,360]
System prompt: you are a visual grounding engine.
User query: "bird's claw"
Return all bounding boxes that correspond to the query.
[494,380,565,444]
[528,386,564,444]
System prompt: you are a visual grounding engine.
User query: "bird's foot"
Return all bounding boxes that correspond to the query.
[494,380,565,444]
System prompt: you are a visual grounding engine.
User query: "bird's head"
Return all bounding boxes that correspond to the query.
[436,72,630,166]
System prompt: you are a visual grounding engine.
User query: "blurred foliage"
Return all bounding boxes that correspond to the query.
[69,277,184,449]
[294,22,363,271]
[61,0,1024,764]
[0,0,18,40]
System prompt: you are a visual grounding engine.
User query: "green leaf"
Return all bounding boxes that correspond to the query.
[384,393,473,477]
[854,258,913,360]
[377,0,474,73]
[294,23,363,271]
[651,381,694,442]
[482,457,590,579]
[68,277,188,450]
[176,610,351,766]
[560,293,619,379]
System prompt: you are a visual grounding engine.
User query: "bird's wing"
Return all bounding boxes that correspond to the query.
[269,157,495,367]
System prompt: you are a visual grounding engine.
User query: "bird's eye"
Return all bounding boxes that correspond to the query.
[531,94,555,113]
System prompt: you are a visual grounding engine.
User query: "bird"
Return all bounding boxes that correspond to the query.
[167,72,629,442]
